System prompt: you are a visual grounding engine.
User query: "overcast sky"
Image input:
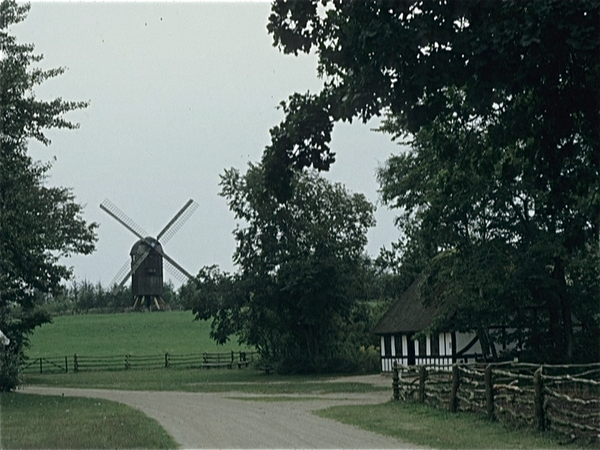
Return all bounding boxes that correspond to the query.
[13,1,404,288]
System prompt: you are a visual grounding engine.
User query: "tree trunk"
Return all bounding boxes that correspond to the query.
[553,258,573,361]
[544,285,563,361]
[477,325,497,361]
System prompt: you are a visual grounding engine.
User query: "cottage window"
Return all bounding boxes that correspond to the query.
[431,334,440,356]
[418,336,426,356]
[384,335,392,357]
[394,335,402,357]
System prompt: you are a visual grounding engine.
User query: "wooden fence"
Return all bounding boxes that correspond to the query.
[392,362,600,444]
[21,351,257,374]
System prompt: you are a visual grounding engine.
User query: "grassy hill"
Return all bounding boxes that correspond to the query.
[26,311,249,357]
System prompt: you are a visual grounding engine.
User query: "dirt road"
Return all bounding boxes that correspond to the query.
[23,377,422,449]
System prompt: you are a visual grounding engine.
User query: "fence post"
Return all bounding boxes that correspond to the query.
[449,363,460,412]
[39,358,43,374]
[126,354,130,370]
[534,366,545,431]
[419,365,427,403]
[165,352,169,368]
[392,361,400,401]
[485,365,495,421]
[65,356,68,373]
[74,354,78,373]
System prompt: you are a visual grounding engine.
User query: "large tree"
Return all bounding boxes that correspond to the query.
[378,89,599,362]
[0,0,97,389]
[264,1,599,362]
[183,166,375,372]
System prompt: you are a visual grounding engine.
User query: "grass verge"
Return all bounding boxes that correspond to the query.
[0,392,178,449]
[24,368,385,395]
[316,400,584,449]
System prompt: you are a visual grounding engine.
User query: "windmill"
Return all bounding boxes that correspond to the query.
[100,198,198,310]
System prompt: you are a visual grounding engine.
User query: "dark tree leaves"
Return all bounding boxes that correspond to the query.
[265,0,599,190]
[0,1,97,378]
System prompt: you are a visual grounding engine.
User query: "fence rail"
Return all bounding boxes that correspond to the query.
[22,351,257,374]
[392,361,600,444]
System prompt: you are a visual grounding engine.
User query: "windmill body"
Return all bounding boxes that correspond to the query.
[100,199,198,310]
[131,237,164,309]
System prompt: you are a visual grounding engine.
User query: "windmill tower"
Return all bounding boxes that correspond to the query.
[100,199,198,310]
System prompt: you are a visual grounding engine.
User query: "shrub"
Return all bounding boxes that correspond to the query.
[0,351,22,392]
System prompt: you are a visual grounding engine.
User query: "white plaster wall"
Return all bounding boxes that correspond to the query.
[455,332,482,363]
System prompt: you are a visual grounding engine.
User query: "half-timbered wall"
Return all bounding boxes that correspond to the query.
[414,332,454,367]
[380,332,482,372]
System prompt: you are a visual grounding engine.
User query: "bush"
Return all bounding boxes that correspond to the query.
[0,351,22,392]
[273,343,380,375]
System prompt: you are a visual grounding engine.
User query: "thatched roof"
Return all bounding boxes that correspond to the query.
[371,276,447,335]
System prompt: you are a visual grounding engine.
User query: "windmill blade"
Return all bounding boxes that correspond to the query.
[111,245,152,295]
[164,259,190,284]
[100,199,148,240]
[109,260,131,289]
[158,249,193,279]
[111,268,133,296]
[156,199,198,244]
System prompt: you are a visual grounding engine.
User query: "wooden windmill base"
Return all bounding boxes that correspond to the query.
[133,295,167,311]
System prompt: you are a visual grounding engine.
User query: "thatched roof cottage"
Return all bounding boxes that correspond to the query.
[372,277,486,372]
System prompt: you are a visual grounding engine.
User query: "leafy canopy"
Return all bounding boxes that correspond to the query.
[264,0,599,194]
[0,0,97,383]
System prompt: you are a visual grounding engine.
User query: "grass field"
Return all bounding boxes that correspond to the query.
[26,310,249,357]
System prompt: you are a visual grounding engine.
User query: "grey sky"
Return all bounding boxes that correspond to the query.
[13,2,402,287]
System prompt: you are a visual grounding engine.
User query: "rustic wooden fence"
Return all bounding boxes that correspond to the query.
[21,351,257,374]
[392,362,600,444]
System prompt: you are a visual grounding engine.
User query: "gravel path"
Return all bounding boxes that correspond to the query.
[23,376,422,449]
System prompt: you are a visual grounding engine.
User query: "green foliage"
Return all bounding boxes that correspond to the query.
[185,166,376,373]
[0,351,21,392]
[264,1,599,188]
[0,0,97,389]
[43,279,182,315]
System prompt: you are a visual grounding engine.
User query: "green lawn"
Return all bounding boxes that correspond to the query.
[24,368,385,395]
[27,310,249,357]
[317,401,583,449]
[0,392,178,449]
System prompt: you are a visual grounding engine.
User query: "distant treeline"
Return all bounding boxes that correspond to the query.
[41,280,184,315]
[42,267,402,317]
